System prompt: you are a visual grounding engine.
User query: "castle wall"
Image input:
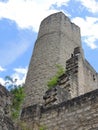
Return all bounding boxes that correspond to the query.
[0,85,15,130]
[20,12,98,130]
[77,54,85,95]
[84,60,98,93]
[24,12,83,107]
[21,89,98,130]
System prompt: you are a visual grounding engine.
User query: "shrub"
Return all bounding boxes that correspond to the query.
[5,76,25,120]
[11,86,25,120]
[47,65,64,89]
[39,125,47,130]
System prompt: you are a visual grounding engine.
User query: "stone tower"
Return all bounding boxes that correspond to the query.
[24,12,84,107]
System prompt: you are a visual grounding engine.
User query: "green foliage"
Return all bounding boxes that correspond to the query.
[5,76,25,120]
[5,76,14,83]
[11,86,25,120]
[47,65,64,89]
[39,125,47,130]
[56,64,65,77]
[5,75,18,90]
[47,76,58,89]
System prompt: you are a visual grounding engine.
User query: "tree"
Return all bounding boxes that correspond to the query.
[11,86,25,120]
[5,76,25,120]
[5,76,18,90]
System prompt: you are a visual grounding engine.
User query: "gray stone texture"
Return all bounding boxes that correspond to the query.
[21,89,98,130]
[0,84,15,130]
[24,12,83,107]
[21,12,98,130]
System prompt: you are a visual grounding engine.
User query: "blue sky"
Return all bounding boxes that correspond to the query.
[0,0,98,85]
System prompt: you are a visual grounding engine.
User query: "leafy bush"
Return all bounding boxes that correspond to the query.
[47,75,58,89]
[56,64,65,76]
[5,76,25,120]
[11,86,25,120]
[47,65,64,89]
[39,125,47,130]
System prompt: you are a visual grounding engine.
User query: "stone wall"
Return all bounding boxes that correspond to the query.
[0,84,15,130]
[24,12,83,107]
[21,88,98,130]
[21,44,98,130]
[21,12,98,130]
[84,60,98,93]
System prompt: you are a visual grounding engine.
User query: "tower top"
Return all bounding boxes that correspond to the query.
[24,12,83,107]
[38,11,80,41]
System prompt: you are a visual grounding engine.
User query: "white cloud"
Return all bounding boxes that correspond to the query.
[77,0,98,13]
[12,67,28,85]
[84,36,97,49]
[72,16,98,49]
[0,0,70,32]
[0,66,6,72]
[0,0,98,50]
[0,77,5,85]
[0,67,27,88]
[14,67,28,75]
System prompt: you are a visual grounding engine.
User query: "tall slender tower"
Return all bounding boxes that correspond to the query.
[23,12,83,107]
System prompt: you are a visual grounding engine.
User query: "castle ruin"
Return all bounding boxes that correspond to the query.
[21,12,98,130]
[0,84,15,130]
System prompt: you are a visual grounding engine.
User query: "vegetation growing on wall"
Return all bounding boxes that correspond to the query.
[5,76,25,120]
[47,65,65,89]
[39,125,47,130]
[10,86,25,120]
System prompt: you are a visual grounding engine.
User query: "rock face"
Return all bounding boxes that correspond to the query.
[0,84,15,130]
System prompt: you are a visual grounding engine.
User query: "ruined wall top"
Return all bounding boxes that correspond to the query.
[38,12,81,47]
[24,12,83,107]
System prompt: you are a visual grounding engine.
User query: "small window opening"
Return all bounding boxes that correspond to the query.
[93,75,95,81]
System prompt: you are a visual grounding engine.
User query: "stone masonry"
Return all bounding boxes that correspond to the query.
[43,47,80,107]
[21,12,98,130]
[24,12,83,107]
[0,84,15,130]
[21,88,98,130]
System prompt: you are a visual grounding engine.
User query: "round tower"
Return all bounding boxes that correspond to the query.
[23,12,82,107]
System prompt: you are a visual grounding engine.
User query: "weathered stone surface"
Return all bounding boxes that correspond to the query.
[23,12,98,109]
[0,84,15,130]
[20,12,98,130]
[23,12,82,107]
[21,89,98,130]
[0,116,15,130]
